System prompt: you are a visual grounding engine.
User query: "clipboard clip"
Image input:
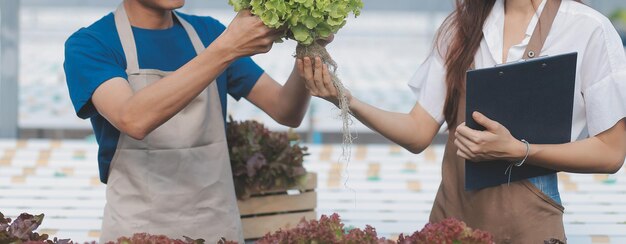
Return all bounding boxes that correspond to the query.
[494,55,550,67]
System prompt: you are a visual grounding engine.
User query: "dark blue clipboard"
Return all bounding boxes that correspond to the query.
[464,52,577,191]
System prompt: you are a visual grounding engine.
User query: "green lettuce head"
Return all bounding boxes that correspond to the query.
[229,0,364,45]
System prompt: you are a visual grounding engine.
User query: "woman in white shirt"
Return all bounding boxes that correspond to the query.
[298,0,626,242]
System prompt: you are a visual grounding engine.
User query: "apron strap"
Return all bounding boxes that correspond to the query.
[470,0,562,69]
[114,4,206,72]
[173,12,206,55]
[114,4,140,72]
[523,0,562,59]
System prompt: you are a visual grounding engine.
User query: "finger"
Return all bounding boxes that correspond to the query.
[473,111,501,132]
[456,123,482,143]
[251,15,268,28]
[454,133,474,150]
[313,57,329,95]
[456,149,471,160]
[257,24,273,35]
[303,57,314,82]
[455,133,481,155]
[296,59,304,77]
[321,64,336,96]
[454,138,476,158]
[302,58,316,92]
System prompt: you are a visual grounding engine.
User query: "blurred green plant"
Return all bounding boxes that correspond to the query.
[610,8,626,34]
[610,8,626,24]
[610,9,626,46]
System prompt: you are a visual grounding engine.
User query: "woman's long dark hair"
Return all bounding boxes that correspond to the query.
[437,0,582,125]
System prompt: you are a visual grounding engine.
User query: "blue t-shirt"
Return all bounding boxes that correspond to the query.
[64,12,264,184]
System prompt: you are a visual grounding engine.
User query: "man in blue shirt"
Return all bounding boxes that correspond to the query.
[64,0,324,242]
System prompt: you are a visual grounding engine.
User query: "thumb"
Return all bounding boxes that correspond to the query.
[473,111,500,131]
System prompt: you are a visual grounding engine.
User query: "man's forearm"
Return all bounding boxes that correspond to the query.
[94,9,280,139]
[114,42,236,138]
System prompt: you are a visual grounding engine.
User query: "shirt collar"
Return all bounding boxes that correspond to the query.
[482,0,547,64]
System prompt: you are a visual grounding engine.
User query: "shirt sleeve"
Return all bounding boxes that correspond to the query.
[408,49,447,125]
[580,19,626,136]
[202,17,265,101]
[226,57,265,100]
[64,31,127,119]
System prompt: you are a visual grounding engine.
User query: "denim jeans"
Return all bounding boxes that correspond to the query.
[528,173,562,205]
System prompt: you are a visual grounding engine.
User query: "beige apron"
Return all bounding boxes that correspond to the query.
[429,0,567,243]
[100,5,243,243]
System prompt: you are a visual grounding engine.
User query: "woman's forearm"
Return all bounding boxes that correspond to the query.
[456,113,626,174]
[527,139,620,173]
[349,98,440,154]
[296,55,441,153]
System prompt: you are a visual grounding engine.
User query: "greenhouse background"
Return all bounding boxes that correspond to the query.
[1,0,626,243]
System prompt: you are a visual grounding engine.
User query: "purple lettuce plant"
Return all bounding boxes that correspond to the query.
[104,233,209,244]
[256,213,394,244]
[0,212,75,244]
[397,218,493,244]
[227,117,309,199]
[254,214,495,244]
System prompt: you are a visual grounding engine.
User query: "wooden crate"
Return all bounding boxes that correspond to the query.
[238,172,317,240]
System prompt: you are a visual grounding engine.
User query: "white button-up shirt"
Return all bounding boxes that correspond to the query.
[409,0,626,140]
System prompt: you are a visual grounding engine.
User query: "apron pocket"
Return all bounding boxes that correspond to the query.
[522,179,565,213]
